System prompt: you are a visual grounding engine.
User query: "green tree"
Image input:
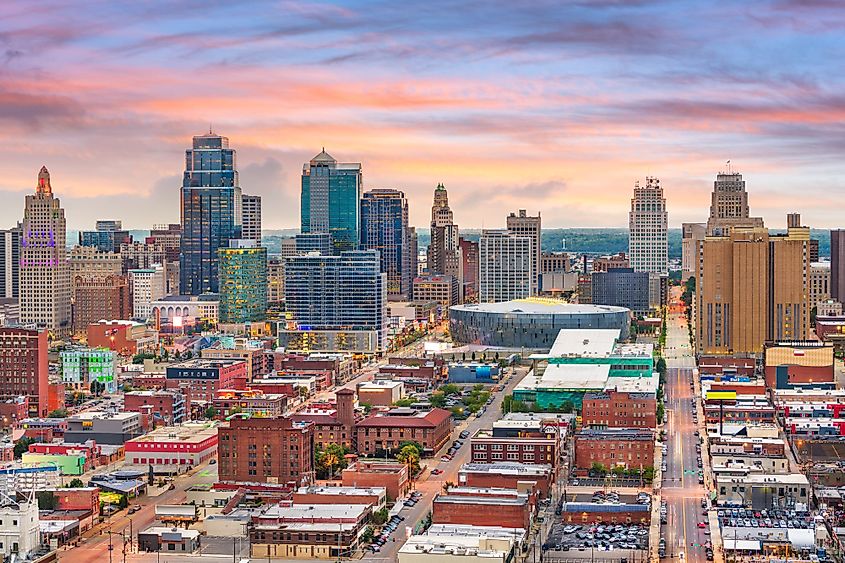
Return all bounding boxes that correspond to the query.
[118,495,129,509]
[439,384,461,396]
[36,491,58,510]
[559,400,575,414]
[315,444,349,479]
[13,437,36,459]
[393,398,415,408]
[68,478,84,488]
[47,408,68,418]
[396,444,421,475]
[361,526,374,543]
[399,441,424,457]
[656,402,665,424]
[590,462,607,476]
[643,466,655,482]
[132,352,155,364]
[204,406,218,420]
[429,391,447,408]
[656,357,667,376]
[372,508,389,526]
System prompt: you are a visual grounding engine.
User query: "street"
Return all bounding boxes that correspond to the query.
[661,288,708,563]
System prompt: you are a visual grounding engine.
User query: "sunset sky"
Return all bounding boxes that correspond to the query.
[1,0,844,230]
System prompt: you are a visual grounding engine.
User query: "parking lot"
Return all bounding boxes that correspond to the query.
[717,508,813,530]
[543,522,650,552]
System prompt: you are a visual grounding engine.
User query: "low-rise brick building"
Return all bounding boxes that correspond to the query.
[470,429,558,467]
[432,490,531,529]
[355,408,452,455]
[581,390,657,430]
[458,462,553,498]
[574,428,654,471]
[165,358,248,403]
[341,458,410,501]
[124,390,187,428]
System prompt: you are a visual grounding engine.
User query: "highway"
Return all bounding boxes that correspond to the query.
[661,288,709,563]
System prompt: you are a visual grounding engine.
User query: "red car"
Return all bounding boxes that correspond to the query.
[697,522,707,529]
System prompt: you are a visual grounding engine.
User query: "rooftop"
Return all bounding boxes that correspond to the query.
[127,423,217,444]
[399,524,525,557]
[68,411,138,422]
[294,486,385,497]
[549,329,620,356]
[356,408,452,428]
[451,300,628,316]
[459,462,552,476]
[260,502,370,521]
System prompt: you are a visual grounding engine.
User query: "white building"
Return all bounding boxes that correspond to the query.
[506,210,541,295]
[681,222,706,281]
[150,294,219,325]
[399,524,524,563]
[242,194,262,245]
[0,493,39,558]
[478,229,533,303]
[130,265,167,321]
[628,177,668,276]
[19,166,72,336]
[810,262,831,309]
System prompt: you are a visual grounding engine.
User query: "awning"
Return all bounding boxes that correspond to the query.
[723,539,762,551]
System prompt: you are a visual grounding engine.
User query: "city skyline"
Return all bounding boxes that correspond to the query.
[2,2,845,230]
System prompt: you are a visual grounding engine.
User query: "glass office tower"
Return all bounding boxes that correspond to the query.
[301,149,362,253]
[218,240,268,324]
[360,189,411,299]
[179,132,242,295]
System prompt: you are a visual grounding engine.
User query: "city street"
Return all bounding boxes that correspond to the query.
[661,288,708,563]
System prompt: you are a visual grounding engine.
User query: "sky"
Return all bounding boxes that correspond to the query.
[1,0,845,231]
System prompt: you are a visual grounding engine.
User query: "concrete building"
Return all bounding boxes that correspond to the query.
[129,265,166,322]
[413,275,459,309]
[218,417,314,486]
[342,458,410,501]
[138,527,201,553]
[0,224,22,300]
[218,239,267,323]
[458,462,553,498]
[64,411,142,445]
[125,422,218,468]
[507,209,541,295]
[281,250,387,354]
[541,252,569,276]
[0,328,49,416]
[150,294,219,328]
[267,256,285,305]
[715,473,810,509]
[592,252,629,273]
[695,215,811,356]
[19,167,72,336]
[398,524,523,563]
[763,340,834,389]
[478,229,533,303]
[810,262,831,310]
[0,494,39,558]
[301,149,362,253]
[78,220,131,253]
[705,170,764,236]
[590,267,650,313]
[682,222,706,281]
[212,389,287,419]
[360,188,413,299]
[147,223,182,263]
[292,486,386,511]
[241,194,262,245]
[628,177,668,276]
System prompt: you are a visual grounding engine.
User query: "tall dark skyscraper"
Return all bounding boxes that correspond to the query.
[360,189,412,299]
[179,132,242,295]
[427,183,459,276]
[300,149,362,253]
[831,229,845,301]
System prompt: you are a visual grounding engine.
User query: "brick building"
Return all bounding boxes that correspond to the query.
[470,429,558,467]
[290,388,357,450]
[763,341,835,389]
[0,328,49,416]
[581,390,657,430]
[165,359,247,403]
[355,408,452,455]
[124,390,187,427]
[458,462,553,498]
[212,389,288,419]
[201,346,268,382]
[0,396,29,429]
[432,491,530,529]
[71,273,130,334]
[574,428,655,471]
[87,320,158,356]
[125,422,218,468]
[341,458,410,501]
[292,486,386,511]
[561,501,651,524]
[698,356,756,377]
[218,417,314,487]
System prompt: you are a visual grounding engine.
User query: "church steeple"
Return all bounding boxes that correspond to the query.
[36,166,52,196]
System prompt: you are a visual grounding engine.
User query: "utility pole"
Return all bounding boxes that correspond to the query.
[108,531,114,563]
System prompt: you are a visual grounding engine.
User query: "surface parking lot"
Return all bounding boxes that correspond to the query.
[543,522,650,553]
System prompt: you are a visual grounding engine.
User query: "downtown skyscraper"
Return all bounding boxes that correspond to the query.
[705,170,763,236]
[300,149,362,253]
[507,209,541,295]
[360,189,412,299]
[427,183,460,277]
[20,167,72,336]
[628,177,668,276]
[179,132,242,295]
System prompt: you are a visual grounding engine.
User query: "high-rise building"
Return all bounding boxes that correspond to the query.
[0,328,49,416]
[809,263,831,310]
[412,275,459,309]
[147,224,182,262]
[295,232,333,255]
[360,189,412,299]
[628,177,668,276]
[478,229,533,303]
[409,227,419,278]
[705,171,764,236]
[180,132,243,295]
[218,240,268,324]
[459,238,479,303]
[300,149,362,253]
[20,167,72,336]
[79,220,131,253]
[591,268,650,314]
[831,230,845,301]
[280,250,386,353]
[69,246,129,334]
[695,215,811,356]
[129,265,166,321]
[427,184,460,277]
[810,239,820,263]
[681,223,706,281]
[242,194,262,245]
[507,210,541,295]
[267,257,285,306]
[0,224,22,300]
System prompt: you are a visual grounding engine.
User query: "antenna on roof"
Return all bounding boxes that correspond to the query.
[726,159,732,174]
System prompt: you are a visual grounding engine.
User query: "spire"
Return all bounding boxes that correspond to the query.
[36,166,52,196]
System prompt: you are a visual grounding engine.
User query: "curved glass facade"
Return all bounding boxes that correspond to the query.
[449,302,630,349]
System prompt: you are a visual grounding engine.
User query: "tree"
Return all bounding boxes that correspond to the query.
[656,402,665,424]
[118,494,129,509]
[429,391,447,408]
[811,306,818,325]
[560,400,575,414]
[360,402,373,414]
[361,526,374,543]
[396,444,421,475]
[89,380,106,396]
[47,408,68,418]
[13,437,36,459]
[68,478,84,488]
[439,384,461,396]
[656,357,667,376]
[393,398,415,408]
[398,441,424,457]
[315,444,349,480]
[372,508,389,526]
[132,352,155,364]
[36,491,58,510]
[204,406,218,420]
[590,462,607,477]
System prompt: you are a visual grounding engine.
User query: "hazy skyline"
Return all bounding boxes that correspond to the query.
[2,1,844,230]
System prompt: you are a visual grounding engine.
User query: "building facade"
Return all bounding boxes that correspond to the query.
[478,230,533,303]
[218,240,268,324]
[300,149,362,253]
[574,428,655,471]
[810,263,831,310]
[681,222,706,281]
[360,189,412,299]
[459,237,479,303]
[628,177,667,276]
[0,225,21,300]
[79,220,131,253]
[179,132,243,295]
[218,417,314,486]
[0,328,48,416]
[241,194,262,245]
[60,347,116,393]
[831,229,845,302]
[590,268,650,313]
[20,167,72,336]
[705,171,764,236]
[129,265,166,321]
[281,250,387,353]
[412,275,459,309]
[507,209,541,295]
[427,184,460,279]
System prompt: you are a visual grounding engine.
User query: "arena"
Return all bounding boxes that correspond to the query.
[449,299,631,350]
